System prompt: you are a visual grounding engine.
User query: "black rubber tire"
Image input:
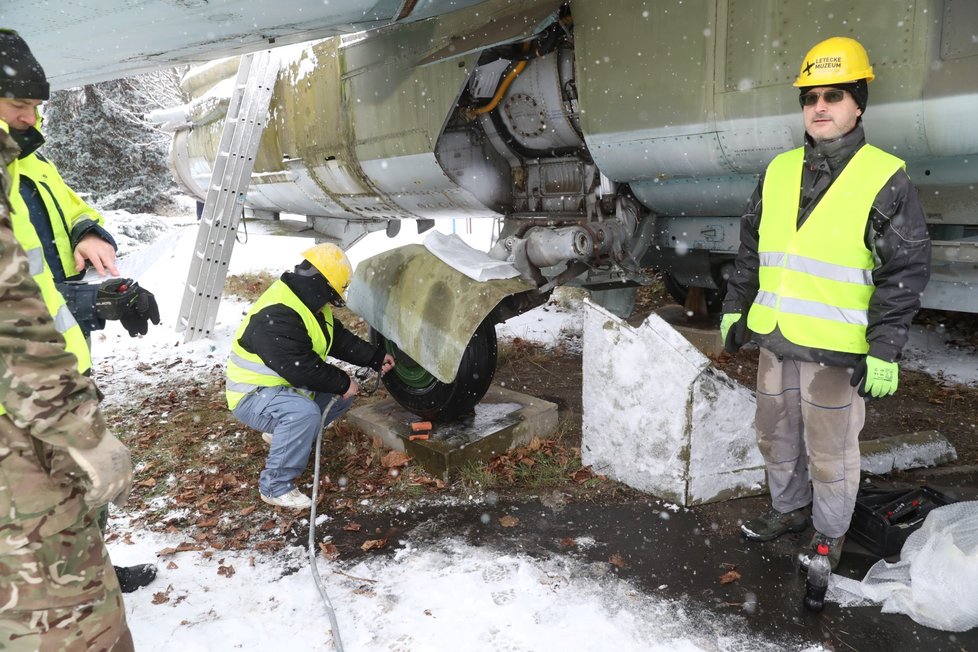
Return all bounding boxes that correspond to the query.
[662,273,725,314]
[371,317,497,421]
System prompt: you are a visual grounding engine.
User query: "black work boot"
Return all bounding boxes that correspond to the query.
[741,505,810,542]
[114,564,158,593]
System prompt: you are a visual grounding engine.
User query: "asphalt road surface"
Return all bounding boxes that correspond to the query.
[326,468,978,651]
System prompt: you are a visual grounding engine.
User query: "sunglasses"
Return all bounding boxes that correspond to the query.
[799,89,847,107]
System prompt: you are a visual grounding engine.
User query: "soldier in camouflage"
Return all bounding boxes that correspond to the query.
[0,95,135,650]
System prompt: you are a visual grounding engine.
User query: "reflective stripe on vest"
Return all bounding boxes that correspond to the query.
[0,163,92,416]
[19,149,102,279]
[747,144,905,353]
[225,280,334,410]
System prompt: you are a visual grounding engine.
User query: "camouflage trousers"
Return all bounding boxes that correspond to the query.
[0,512,133,652]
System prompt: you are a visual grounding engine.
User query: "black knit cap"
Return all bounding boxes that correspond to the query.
[800,79,868,114]
[0,29,49,100]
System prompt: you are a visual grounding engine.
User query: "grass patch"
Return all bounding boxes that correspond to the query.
[456,424,598,492]
[225,271,277,302]
[497,336,553,367]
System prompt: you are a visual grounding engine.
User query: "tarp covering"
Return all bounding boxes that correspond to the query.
[829,501,978,632]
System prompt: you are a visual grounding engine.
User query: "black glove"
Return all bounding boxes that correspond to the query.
[95,278,161,337]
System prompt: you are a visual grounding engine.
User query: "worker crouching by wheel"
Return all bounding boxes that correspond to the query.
[226,244,395,510]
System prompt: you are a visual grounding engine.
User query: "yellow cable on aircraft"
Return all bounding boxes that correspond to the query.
[465,59,528,119]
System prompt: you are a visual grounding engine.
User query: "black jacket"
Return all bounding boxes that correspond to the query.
[237,270,385,395]
[723,123,931,365]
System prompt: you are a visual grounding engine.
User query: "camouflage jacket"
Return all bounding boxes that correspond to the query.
[0,129,107,554]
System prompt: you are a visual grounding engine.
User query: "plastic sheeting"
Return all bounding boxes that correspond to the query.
[829,501,978,632]
[423,231,520,282]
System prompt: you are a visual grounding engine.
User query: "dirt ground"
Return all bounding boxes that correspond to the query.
[104,282,978,558]
[497,340,978,466]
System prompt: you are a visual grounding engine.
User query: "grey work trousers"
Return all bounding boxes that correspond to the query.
[755,347,865,537]
[232,385,354,498]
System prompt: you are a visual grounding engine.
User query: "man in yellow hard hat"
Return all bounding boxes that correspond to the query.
[720,37,930,570]
[226,243,395,509]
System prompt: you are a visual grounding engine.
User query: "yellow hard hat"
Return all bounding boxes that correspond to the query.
[302,243,353,300]
[793,37,875,87]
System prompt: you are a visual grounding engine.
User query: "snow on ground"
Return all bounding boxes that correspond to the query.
[110,523,815,652]
[93,207,972,651]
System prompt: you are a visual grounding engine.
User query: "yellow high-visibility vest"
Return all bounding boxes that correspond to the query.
[747,144,905,353]
[0,120,91,417]
[225,280,334,410]
[18,147,106,280]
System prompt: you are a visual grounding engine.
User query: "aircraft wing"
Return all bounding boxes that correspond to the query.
[0,0,489,89]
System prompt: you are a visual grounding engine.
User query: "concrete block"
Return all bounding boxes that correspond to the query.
[346,385,558,480]
[581,300,766,506]
[859,430,958,474]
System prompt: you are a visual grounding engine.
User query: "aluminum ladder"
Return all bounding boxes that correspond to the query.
[177,49,279,342]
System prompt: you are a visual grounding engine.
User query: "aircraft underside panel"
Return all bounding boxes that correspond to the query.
[151,0,978,323]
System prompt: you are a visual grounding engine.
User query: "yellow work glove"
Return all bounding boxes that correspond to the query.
[720,312,746,353]
[850,355,899,399]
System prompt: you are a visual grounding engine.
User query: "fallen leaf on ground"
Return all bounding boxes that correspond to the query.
[381,451,411,468]
[320,542,341,560]
[719,570,741,584]
[571,467,595,483]
[609,553,626,569]
[499,515,520,528]
[361,538,388,551]
[158,543,205,556]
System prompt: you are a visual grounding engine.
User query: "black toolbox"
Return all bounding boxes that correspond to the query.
[848,485,956,558]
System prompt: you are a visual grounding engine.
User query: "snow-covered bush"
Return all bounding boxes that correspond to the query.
[43,68,185,214]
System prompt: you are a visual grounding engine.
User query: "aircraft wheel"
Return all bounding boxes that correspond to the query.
[662,272,726,314]
[370,317,497,421]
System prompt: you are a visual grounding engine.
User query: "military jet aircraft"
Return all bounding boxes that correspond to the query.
[8,0,978,419]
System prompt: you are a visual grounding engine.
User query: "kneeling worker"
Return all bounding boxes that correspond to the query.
[226,243,395,509]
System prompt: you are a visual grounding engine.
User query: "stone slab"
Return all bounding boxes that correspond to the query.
[581,300,766,506]
[346,385,558,480]
[859,430,958,474]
